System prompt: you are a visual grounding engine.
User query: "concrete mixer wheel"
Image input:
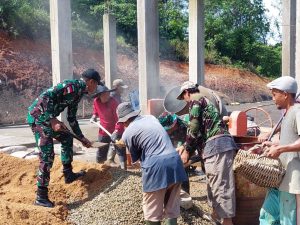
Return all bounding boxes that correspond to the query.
[244,107,273,137]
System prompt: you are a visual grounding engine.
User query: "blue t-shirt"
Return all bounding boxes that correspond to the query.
[122,115,187,192]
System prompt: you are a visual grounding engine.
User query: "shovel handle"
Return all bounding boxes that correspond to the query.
[62,129,101,149]
[90,120,112,137]
[62,129,84,143]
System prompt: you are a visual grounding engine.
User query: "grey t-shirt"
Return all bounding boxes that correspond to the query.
[279,104,300,194]
[122,115,187,192]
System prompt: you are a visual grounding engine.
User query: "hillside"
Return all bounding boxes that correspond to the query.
[0,32,272,124]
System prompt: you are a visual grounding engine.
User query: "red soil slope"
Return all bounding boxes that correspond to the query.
[0,32,271,124]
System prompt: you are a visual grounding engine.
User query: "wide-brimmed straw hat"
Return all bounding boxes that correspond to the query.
[92,85,115,98]
[117,102,141,123]
[113,79,128,89]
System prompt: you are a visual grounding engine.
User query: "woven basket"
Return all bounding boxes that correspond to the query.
[233,149,285,188]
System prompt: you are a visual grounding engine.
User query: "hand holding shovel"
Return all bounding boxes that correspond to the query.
[62,129,104,148]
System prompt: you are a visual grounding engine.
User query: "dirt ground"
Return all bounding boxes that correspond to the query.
[0,153,111,225]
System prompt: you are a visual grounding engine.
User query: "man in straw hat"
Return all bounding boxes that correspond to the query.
[259,76,300,225]
[115,102,187,225]
[90,85,126,169]
[111,78,128,104]
[177,81,237,225]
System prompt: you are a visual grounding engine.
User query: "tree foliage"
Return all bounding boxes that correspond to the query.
[0,0,49,38]
[205,0,269,60]
[91,0,137,44]
[204,0,281,76]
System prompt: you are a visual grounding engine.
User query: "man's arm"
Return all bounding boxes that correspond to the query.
[185,100,204,153]
[267,110,300,158]
[42,86,62,122]
[90,98,98,122]
[267,137,300,158]
[181,101,204,163]
[258,125,281,142]
[67,102,84,138]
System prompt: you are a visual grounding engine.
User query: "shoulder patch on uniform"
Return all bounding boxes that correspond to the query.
[63,84,75,95]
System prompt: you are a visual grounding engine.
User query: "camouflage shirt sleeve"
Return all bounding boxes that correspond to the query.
[66,80,85,138]
[40,86,63,122]
[67,102,84,138]
[185,98,206,153]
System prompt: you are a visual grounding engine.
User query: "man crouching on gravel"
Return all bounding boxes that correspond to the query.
[27,69,101,208]
[115,102,187,225]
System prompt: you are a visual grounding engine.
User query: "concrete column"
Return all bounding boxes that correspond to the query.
[189,0,205,85]
[103,14,117,88]
[50,0,73,122]
[50,0,73,85]
[295,1,300,82]
[282,0,296,77]
[137,0,160,114]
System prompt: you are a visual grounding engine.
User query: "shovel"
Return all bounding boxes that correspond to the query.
[90,120,112,138]
[90,120,125,147]
[62,129,107,148]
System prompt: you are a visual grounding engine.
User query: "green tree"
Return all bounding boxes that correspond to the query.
[91,0,137,44]
[159,0,188,41]
[205,0,270,61]
[0,0,49,38]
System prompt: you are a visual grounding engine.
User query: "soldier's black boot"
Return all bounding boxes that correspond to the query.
[35,187,54,208]
[63,163,86,184]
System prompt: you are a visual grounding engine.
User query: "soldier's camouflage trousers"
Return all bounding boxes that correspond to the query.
[29,123,73,187]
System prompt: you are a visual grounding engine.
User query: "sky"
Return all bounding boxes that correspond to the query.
[263,0,282,44]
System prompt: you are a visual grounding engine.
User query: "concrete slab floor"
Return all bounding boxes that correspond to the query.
[0,119,100,148]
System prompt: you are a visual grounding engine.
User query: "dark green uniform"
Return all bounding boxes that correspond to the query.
[27,79,86,187]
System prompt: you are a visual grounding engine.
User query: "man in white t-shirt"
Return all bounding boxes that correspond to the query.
[260,76,300,225]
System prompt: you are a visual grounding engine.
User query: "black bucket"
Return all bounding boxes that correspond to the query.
[163,86,189,115]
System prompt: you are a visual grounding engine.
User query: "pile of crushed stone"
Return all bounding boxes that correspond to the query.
[0,152,216,225]
[68,169,213,225]
[0,153,111,225]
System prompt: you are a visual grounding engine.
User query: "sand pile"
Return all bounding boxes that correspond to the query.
[0,153,111,225]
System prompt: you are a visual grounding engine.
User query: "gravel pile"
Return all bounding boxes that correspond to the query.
[68,168,214,225]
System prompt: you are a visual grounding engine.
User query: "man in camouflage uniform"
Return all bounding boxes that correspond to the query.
[27,69,101,208]
[177,81,237,225]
